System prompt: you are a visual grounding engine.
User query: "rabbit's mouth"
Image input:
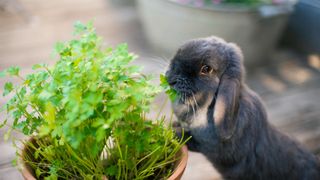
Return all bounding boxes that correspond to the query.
[176,92,203,119]
[176,91,194,104]
[173,92,200,124]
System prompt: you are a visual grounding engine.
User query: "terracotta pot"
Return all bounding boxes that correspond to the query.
[168,145,188,180]
[20,138,188,180]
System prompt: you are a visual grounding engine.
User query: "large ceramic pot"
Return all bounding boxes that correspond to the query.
[108,0,136,7]
[20,138,188,180]
[282,0,320,53]
[137,0,293,68]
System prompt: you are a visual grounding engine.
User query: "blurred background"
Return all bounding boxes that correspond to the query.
[0,0,319,179]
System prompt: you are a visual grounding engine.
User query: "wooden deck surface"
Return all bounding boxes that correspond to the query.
[0,0,319,179]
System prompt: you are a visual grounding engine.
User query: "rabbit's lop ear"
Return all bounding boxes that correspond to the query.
[213,43,242,141]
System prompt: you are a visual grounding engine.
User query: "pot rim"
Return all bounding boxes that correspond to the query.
[168,145,188,180]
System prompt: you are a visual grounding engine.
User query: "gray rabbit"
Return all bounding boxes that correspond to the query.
[166,37,320,180]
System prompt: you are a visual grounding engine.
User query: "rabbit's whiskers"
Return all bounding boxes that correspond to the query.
[192,93,199,110]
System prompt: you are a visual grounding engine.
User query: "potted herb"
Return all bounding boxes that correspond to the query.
[0,21,188,179]
[137,0,294,67]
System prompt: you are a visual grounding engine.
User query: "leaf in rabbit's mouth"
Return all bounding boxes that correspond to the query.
[160,74,178,101]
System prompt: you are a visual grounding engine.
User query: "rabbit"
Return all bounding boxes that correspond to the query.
[165,36,320,180]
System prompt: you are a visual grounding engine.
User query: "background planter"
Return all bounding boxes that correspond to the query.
[108,0,136,7]
[137,0,292,68]
[20,139,188,180]
[282,0,320,53]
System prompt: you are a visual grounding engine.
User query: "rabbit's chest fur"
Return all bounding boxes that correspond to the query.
[173,96,212,131]
[176,105,206,130]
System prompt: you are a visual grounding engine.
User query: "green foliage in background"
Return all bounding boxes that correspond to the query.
[1,21,187,179]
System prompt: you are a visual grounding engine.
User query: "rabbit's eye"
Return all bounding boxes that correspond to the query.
[200,65,213,75]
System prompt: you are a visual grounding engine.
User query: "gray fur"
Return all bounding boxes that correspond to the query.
[166,37,320,180]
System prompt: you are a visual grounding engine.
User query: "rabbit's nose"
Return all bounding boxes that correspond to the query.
[168,79,177,86]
